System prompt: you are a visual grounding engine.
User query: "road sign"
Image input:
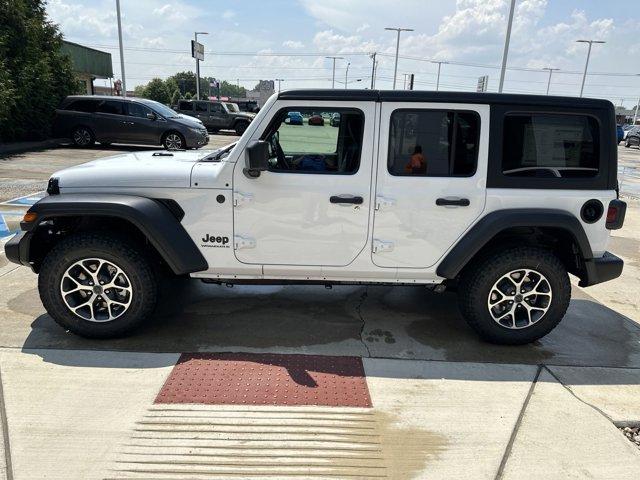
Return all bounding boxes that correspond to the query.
[191,40,204,61]
[477,75,489,93]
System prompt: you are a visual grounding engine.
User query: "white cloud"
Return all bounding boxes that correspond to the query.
[283,40,305,49]
[222,9,236,20]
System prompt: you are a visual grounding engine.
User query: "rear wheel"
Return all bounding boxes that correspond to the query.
[72,126,95,147]
[458,246,571,345]
[39,232,158,338]
[162,131,185,150]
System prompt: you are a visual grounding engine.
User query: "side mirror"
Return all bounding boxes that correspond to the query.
[244,140,269,178]
[146,112,157,121]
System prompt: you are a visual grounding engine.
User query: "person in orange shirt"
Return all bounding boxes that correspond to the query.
[405,145,426,175]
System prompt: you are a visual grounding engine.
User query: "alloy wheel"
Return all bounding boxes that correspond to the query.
[165,133,183,150]
[487,268,553,329]
[60,257,133,322]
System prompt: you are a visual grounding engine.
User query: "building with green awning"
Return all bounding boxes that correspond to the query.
[61,41,113,95]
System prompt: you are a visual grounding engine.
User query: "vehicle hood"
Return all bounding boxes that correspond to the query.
[54,150,212,189]
[171,115,205,127]
[234,112,255,120]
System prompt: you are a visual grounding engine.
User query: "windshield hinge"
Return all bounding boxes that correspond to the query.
[234,235,256,250]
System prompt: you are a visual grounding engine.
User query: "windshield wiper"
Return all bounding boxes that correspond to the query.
[202,142,238,162]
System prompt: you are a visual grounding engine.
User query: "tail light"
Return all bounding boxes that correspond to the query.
[606,199,626,230]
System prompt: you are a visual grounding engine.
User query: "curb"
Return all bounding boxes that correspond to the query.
[0,139,64,157]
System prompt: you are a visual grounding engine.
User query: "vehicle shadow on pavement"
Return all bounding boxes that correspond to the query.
[17,278,640,382]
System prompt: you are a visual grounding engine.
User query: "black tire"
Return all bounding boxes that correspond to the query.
[71,126,95,147]
[625,140,631,148]
[234,121,249,136]
[38,232,157,338]
[162,131,185,150]
[458,246,571,345]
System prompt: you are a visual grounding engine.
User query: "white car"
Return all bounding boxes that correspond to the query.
[6,89,626,344]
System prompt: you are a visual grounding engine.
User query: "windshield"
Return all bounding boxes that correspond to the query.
[225,102,239,113]
[139,99,179,118]
[203,142,238,162]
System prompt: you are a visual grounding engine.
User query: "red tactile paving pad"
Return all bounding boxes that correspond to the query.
[155,353,371,407]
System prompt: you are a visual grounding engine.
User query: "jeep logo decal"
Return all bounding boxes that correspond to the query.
[201,234,230,248]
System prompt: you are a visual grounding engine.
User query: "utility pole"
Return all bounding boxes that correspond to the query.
[543,67,559,95]
[325,56,343,89]
[275,78,283,93]
[115,0,126,97]
[369,52,377,89]
[577,39,605,97]
[345,62,350,90]
[385,27,413,89]
[498,0,516,93]
[194,31,208,100]
[431,61,447,91]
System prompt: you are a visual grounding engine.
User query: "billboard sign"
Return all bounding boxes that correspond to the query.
[191,40,204,61]
[477,75,489,93]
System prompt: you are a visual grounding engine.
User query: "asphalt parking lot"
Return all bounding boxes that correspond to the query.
[0,139,639,479]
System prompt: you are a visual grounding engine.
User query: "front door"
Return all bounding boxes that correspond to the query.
[371,102,489,269]
[122,102,161,144]
[233,102,375,267]
[209,103,229,130]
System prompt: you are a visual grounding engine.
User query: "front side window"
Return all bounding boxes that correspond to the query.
[96,100,124,115]
[502,114,599,178]
[127,102,152,118]
[210,103,224,114]
[388,110,479,177]
[264,108,364,174]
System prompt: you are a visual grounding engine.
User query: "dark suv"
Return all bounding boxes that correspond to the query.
[54,96,209,150]
[175,100,254,135]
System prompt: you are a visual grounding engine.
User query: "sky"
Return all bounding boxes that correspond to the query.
[46,0,640,107]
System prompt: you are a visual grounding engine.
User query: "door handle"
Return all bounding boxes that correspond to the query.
[121,121,134,125]
[436,197,470,207]
[330,195,364,205]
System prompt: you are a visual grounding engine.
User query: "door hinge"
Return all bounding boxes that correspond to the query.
[375,196,396,211]
[234,192,253,207]
[372,239,394,253]
[234,235,256,250]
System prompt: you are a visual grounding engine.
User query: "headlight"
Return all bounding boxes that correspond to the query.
[189,127,203,133]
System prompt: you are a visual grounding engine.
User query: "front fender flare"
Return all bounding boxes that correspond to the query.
[23,194,207,275]
[436,209,593,279]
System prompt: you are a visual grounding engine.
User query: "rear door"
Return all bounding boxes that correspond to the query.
[371,102,489,269]
[194,101,211,128]
[94,99,127,142]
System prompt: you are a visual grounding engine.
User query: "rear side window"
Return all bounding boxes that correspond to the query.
[178,100,192,111]
[96,100,124,115]
[65,99,98,113]
[388,109,479,176]
[503,114,599,178]
[195,102,208,113]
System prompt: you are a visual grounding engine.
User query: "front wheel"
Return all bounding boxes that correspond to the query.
[38,233,158,338]
[162,131,185,150]
[234,121,249,136]
[458,246,571,345]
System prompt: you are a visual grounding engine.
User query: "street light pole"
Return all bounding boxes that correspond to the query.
[498,0,516,93]
[325,56,343,89]
[543,67,559,95]
[369,52,377,89]
[194,31,208,100]
[577,39,605,97]
[345,62,350,90]
[115,0,126,97]
[385,27,413,90]
[431,61,447,91]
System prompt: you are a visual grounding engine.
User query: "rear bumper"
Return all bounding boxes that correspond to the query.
[579,251,624,287]
[4,231,32,268]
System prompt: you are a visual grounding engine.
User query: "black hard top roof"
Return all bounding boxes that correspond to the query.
[278,89,613,109]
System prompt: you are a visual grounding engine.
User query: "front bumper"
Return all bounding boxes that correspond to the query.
[186,129,209,148]
[579,251,624,287]
[4,231,32,268]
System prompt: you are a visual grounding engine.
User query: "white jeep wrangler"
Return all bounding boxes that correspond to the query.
[5,90,627,344]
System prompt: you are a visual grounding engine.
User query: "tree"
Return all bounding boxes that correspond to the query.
[0,0,80,142]
[184,91,193,100]
[170,88,181,106]
[141,78,171,104]
[218,80,246,98]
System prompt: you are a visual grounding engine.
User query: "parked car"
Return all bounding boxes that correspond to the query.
[6,90,625,345]
[617,125,624,143]
[625,126,640,148]
[330,112,341,127]
[175,100,254,135]
[232,100,260,113]
[287,111,304,125]
[308,114,324,126]
[53,96,209,150]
